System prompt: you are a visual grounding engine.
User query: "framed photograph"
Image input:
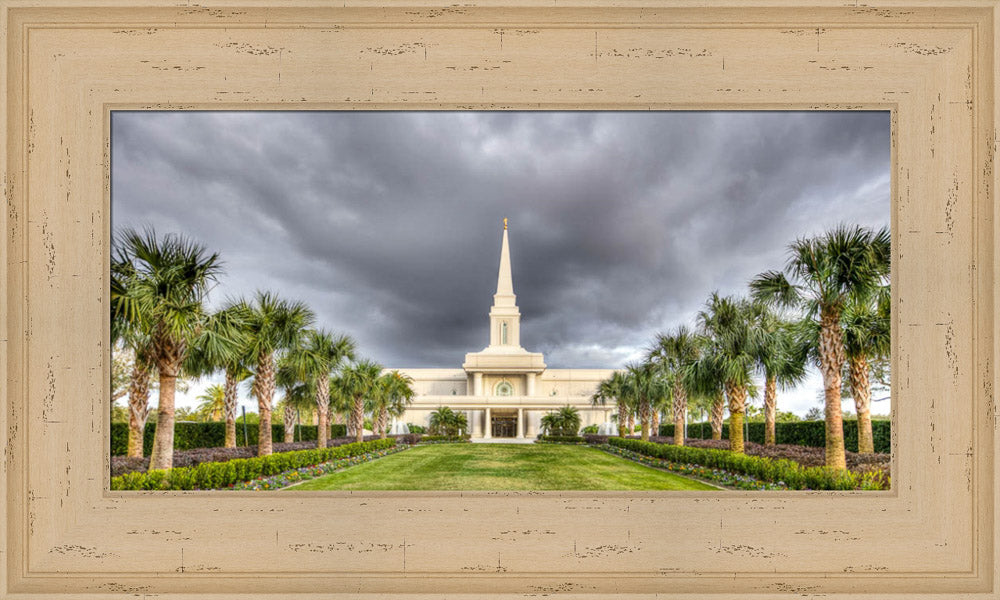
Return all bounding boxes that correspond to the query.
[1,1,996,598]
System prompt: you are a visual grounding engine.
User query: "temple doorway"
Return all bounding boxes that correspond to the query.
[491,412,518,438]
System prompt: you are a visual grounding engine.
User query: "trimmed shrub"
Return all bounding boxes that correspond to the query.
[111,421,349,456]
[608,437,889,491]
[536,435,586,443]
[419,435,471,443]
[658,419,891,454]
[110,438,395,491]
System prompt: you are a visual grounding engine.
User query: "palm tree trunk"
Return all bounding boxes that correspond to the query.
[315,377,330,449]
[223,369,239,448]
[849,354,875,454]
[639,398,651,441]
[283,404,296,443]
[378,406,389,439]
[627,412,635,436]
[763,376,777,446]
[651,411,660,437]
[352,395,365,443]
[617,399,628,438]
[255,351,276,457]
[672,382,686,446]
[819,311,847,469]
[126,361,151,458]
[148,371,178,470]
[710,391,725,440]
[725,383,746,454]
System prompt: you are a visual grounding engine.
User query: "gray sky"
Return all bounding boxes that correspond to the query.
[111,111,890,416]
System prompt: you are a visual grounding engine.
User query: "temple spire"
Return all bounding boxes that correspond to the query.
[495,219,514,299]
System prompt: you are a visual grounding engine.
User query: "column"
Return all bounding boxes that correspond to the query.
[525,410,537,438]
[471,410,482,437]
[526,373,536,396]
[517,408,525,438]
[473,372,483,396]
[484,407,492,439]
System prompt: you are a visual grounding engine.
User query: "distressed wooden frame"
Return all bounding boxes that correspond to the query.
[1,1,997,598]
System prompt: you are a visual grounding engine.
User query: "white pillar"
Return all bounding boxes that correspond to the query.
[525,410,537,437]
[517,408,525,438]
[471,410,482,437]
[473,372,483,396]
[526,373,536,396]
[484,407,492,439]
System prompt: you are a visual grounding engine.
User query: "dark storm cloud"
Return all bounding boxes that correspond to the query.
[111,111,890,373]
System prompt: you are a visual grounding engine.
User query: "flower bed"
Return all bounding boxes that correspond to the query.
[111,438,396,491]
[608,437,890,491]
[231,444,408,490]
[112,435,398,477]
[600,444,782,490]
[648,436,890,475]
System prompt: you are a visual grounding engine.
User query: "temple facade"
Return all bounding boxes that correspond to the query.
[393,220,617,439]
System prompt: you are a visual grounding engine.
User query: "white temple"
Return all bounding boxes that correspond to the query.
[392,219,617,439]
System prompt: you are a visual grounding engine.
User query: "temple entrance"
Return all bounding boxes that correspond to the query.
[491,413,518,438]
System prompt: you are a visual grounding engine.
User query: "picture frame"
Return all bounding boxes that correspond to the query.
[1,1,996,597]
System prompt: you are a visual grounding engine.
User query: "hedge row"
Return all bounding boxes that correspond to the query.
[608,437,890,491]
[419,435,471,443]
[110,438,395,491]
[111,421,348,456]
[659,419,891,454]
[536,435,587,443]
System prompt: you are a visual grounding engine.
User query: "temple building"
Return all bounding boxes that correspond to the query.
[393,220,617,439]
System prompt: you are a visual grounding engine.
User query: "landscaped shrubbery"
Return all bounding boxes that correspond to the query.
[110,438,394,490]
[419,434,471,443]
[658,420,890,454]
[110,422,348,456]
[609,437,889,490]
[536,435,586,444]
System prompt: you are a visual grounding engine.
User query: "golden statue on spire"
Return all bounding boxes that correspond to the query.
[503,217,508,230]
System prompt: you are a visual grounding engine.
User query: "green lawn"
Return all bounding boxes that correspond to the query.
[286,443,718,491]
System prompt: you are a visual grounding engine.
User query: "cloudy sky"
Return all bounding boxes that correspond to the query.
[111,111,890,416]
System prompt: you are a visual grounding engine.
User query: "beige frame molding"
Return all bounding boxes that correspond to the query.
[1,1,997,597]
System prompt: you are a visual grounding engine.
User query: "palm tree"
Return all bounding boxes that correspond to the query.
[749,304,808,446]
[328,377,352,430]
[241,291,315,457]
[113,227,224,470]
[283,330,357,449]
[592,371,628,437]
[623,362,668,442]
[540,405,582,436]
[183,304,252,446]
[115,332,156,458]
[648,326,701,446]
[428,406,469,436]
[207,304,253,448]
[195,384,225,421]
[373,371,415,438]
[841,286,890,454]
[336,359,384,443]
[751,224,889,468]
[277,381,314,443]
[697,293,760,453]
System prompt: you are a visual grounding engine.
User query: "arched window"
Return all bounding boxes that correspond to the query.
[495,381,513,396]
[501,321,508,345]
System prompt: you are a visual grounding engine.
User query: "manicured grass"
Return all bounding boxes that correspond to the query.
[286,443,718,491]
